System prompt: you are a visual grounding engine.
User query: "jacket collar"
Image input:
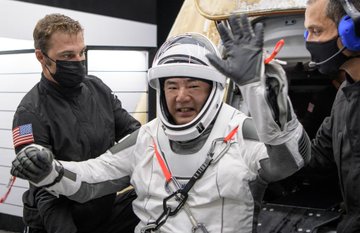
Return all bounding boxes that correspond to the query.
[40,73,83,98]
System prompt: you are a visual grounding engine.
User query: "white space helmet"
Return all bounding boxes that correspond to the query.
[148,33,226,142]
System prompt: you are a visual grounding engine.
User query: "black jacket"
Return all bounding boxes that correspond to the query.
[13,74,140,233]
[309,59,360,233]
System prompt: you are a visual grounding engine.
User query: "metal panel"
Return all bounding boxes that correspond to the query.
[195,0,306,20]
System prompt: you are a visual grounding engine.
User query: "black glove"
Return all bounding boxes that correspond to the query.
[11,146,55,185]
[206,14,264,86]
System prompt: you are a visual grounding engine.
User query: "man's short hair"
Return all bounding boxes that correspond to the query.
[33,13,83,53]
[307,0,360,26]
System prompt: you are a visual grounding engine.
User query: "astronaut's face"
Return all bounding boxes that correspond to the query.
[164,77,211,125]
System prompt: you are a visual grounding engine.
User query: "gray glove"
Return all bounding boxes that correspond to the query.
[11,145,63,187]
[206,14,264,85]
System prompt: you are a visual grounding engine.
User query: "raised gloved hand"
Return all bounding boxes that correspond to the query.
[11,145,63,187]
[206,14,264,86]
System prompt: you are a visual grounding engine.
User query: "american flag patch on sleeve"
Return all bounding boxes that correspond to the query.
[12,123,34,148]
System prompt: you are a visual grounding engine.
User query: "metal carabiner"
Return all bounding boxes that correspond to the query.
[163,189,188,216]
[140,223,158,233]
[212,140,233,163]
[192,223,210,233]
[156,207,171,229]
[164,176,182,194]
[208,137,225,158]
[141,207,171,233]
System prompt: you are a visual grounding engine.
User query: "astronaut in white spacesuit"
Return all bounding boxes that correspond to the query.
[11,15,310,233]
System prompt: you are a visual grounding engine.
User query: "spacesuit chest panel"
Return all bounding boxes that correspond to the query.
[155,104,238,178]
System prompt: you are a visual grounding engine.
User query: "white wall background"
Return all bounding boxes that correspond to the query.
[0,0,156,48]
[0,0,155,217]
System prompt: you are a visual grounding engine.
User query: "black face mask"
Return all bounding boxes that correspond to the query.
[44,53,86,88]
[306,38,348,76]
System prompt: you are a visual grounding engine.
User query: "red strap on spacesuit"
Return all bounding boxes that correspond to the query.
[264,39,285,64]
[153,140,172,182]
[0,176,16,204]
[224,126,239,142]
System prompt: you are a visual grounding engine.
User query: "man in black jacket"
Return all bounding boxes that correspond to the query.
[304,0,360,232]
[12,13,140,233]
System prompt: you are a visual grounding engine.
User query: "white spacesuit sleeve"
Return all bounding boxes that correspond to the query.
[239,62,293,144]
[46,129,140,202]
[240,62,311,182]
